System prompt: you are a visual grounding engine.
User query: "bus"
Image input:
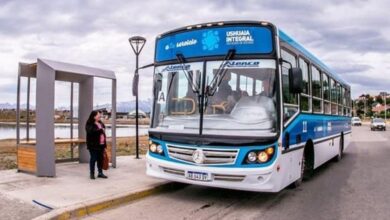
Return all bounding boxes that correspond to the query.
[146,21,352,192]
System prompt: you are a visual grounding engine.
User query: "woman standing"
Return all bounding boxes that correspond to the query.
[85,110,108,179]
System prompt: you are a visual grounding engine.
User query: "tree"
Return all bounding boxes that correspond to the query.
[376,95,383,104]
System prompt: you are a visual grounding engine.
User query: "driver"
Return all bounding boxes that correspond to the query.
[215,73,233,102]
[211,72,236,113]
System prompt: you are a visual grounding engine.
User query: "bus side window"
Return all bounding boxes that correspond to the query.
[299,58,310,112]
[255,80,263,94]
[239,75,253,96]
[323,74,331,114]
[281,49,298,122]
[330,79,338,115]
[228,73,238,91]
[311,66,323,113]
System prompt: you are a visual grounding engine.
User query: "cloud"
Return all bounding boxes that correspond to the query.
[332,64,373,75]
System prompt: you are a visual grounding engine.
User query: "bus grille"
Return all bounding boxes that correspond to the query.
[166,145,239,165]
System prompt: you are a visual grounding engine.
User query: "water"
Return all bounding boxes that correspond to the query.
[0,123,149,140]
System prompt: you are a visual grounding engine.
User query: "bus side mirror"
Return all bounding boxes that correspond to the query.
[289,68,303,94]
[153,73,163,98]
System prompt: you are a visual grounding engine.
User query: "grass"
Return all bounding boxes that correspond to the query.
[0,139,17,170]
[0,136,149,171]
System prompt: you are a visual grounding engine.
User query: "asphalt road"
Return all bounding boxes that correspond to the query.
[85,125,390,220]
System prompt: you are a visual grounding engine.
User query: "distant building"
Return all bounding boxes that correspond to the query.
[372,103,390,114]
[128,110,147,119]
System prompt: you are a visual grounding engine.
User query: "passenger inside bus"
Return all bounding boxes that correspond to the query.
[259,79,272,98]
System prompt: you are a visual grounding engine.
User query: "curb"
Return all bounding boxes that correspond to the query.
[33,182,186,220]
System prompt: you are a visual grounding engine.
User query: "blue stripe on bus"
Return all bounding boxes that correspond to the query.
[283,113,351,147]
[278,30,349,87]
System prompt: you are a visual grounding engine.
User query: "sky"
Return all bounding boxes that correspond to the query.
[0,0,389,107]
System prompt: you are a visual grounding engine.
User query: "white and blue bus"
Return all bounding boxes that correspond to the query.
[146,21,351,192]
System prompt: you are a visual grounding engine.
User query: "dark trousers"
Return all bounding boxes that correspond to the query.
[89,149,103,175]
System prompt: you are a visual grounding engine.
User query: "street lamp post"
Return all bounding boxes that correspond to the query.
[129,36,146,159]
[380,92,388,123]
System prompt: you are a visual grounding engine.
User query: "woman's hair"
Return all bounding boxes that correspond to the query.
[86,110,99,126]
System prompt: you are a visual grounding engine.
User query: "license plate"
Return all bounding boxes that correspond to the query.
[186,171,211,181]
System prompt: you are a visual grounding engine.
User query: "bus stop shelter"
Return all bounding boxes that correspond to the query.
[16,58,117,177]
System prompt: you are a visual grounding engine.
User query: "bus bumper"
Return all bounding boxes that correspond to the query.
[146,154,282,192]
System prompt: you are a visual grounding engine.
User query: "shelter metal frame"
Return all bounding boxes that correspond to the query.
[16,58,117,177]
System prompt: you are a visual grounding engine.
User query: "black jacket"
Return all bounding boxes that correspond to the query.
[85,121,107,150]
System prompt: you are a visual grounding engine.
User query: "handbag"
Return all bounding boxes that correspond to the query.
[103,149,109,170]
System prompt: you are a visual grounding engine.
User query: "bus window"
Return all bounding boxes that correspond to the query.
[239,76,254,96]
[323,74,331,114]
[229,73,238,91]
[205,59,276,121]
[281,49,298,122]
[311,66,322,113]
[177,73,189,98]
[337,83,343,115]
[331,79,338,115]
[343,87,348,116]
[347,89,352,116]
[255,80,263,94]
[299,58,310,112]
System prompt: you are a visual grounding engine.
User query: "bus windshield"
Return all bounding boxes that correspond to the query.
[151,59,277,137]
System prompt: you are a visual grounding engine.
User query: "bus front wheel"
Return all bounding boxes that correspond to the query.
[291,142,314,188]
[303,142,314,181]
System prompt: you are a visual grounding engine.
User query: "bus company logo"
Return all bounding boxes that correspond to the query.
[177,39,197,48]
[164,43,175,50]
[226,30,254,45]
[161,64,190,72]
[192,149,205,164]
[225,61,260,68]
[202,30,220,51]
[165,39,197,50]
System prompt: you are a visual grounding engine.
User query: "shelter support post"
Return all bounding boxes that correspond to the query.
[35,60,56,177]
[26,77,30,141]
[78,77,94,163]
[70,82,74,159]
[111,79,117,168]
[16,64,21,145]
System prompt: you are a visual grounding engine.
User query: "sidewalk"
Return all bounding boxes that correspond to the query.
[0,156,170,219]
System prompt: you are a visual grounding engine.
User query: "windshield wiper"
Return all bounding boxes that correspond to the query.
[205,49,236,97]
[202,49,235,109]
[176,54,200,94]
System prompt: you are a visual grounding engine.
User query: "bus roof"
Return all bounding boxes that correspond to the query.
[278,29,349,88]
[155,20,349,89]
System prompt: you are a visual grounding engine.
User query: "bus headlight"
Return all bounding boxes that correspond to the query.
[247,152,257,163]
[265,147,274,155]
[243,146,275,165]
[156,145,164,154]
[257,151,269,163]
[149,143,157,153]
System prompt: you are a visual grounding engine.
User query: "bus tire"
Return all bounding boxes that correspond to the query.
[291,142,314,188]
[334,134,344,162]
[303,143,314,180]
